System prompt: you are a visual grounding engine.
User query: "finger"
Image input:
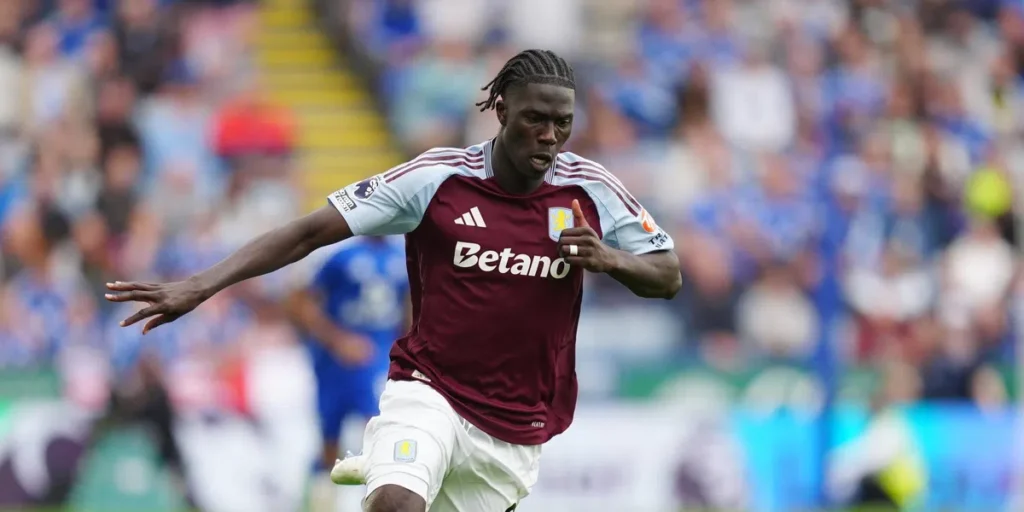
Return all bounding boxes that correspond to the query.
[105,290,159,303]
[557,239,597,259]
[557,235,597,248]
[142,314,175,335]
[120,306,161,327]
[564,256,594,268]
[105,281,158,291]
[559,227,599,239]
[571,199,589,229]
[559,244,594,259]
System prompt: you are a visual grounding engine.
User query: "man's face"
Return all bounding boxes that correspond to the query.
[497,83,575,178]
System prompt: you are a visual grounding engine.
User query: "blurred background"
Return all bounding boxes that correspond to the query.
[0,0,1023,510]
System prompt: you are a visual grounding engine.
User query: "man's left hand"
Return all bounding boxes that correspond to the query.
[557,199,620,273]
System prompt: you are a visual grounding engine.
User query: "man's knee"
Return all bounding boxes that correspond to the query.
[365,484,426,512]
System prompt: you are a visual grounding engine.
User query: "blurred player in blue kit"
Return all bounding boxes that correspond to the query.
[287,235,411,509]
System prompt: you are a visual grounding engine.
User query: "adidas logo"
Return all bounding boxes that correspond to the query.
[454,207,487,228]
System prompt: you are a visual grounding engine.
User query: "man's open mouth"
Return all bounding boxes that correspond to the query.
[530,154,552,167]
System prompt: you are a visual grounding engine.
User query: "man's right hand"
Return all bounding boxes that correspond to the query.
[105,279,208,334]
[330,333,375,366]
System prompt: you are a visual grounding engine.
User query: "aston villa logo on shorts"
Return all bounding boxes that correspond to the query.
[354,176,380,200]
[394,439,417,463]
[548,207,574,241]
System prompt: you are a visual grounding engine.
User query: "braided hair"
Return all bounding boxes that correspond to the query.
[476,49,575,112]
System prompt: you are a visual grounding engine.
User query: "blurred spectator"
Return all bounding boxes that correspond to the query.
[389,39,483,153]
[49,0,107,60]
[677,231,740,366]
[710,42,796,152]
[650,95,732,221]
[114,0,175,95]
[698,0,743,67]
[926,3,1001,76]
[0,25,23,135]
[348,0,423,64]
[462,44,512,146]
[60,122,102,218]
[599,51,678,139]
[880,78,928,179]
[843,240,935,362]
[636,0,695,88]
[737,260,818,361]
[940,217,1015,332]
[770,0,847,40]
[0,204,83,367]
[501,0,582,61]
[414,0,490,47]
[136,59,223,214]
[20,23,90,137]
[825,24,887,147]
[961,45,1024,140]
[83,30,120,81]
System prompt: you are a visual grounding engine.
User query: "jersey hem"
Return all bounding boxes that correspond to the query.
[388,369,552,447]
[627,244,675,256]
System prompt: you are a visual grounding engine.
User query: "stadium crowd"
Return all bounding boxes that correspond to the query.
[0,0,1019,432]
[0,0,326,509]
[337,0,1024,406]
[0,0,1020,509]
[0,0,307,417]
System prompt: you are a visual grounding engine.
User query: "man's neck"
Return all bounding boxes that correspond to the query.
[490,135,545,196]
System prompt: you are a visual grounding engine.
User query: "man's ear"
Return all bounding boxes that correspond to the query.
[496,98,507,127]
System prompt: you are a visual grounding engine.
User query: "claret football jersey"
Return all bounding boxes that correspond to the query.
[327,140,674,445]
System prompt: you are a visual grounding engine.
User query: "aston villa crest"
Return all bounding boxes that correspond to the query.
[548,207,574,241]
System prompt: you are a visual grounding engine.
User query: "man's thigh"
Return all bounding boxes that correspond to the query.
[362,380,459,507]
[429,471,521,512]
[429,423,541,512]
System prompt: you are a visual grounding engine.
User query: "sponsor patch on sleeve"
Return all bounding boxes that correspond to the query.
[639,208,658,233]
[649,232,669,249]
[332,189,357,212]
[353,177,380,200]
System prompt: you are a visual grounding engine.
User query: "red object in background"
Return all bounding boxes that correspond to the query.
[213,95,296,157]
[853,316,919,363]
[221,356,251,416]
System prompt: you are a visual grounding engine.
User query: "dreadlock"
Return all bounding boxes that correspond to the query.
[476,49,575,112]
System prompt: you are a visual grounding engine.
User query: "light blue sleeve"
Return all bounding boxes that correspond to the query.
[579,180,676,255]
[327,155,459,236]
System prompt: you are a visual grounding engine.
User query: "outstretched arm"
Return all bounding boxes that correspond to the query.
[557,200,681,299]
[106,205,354,333]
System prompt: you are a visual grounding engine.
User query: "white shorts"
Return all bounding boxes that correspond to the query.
[361,379,542,511]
